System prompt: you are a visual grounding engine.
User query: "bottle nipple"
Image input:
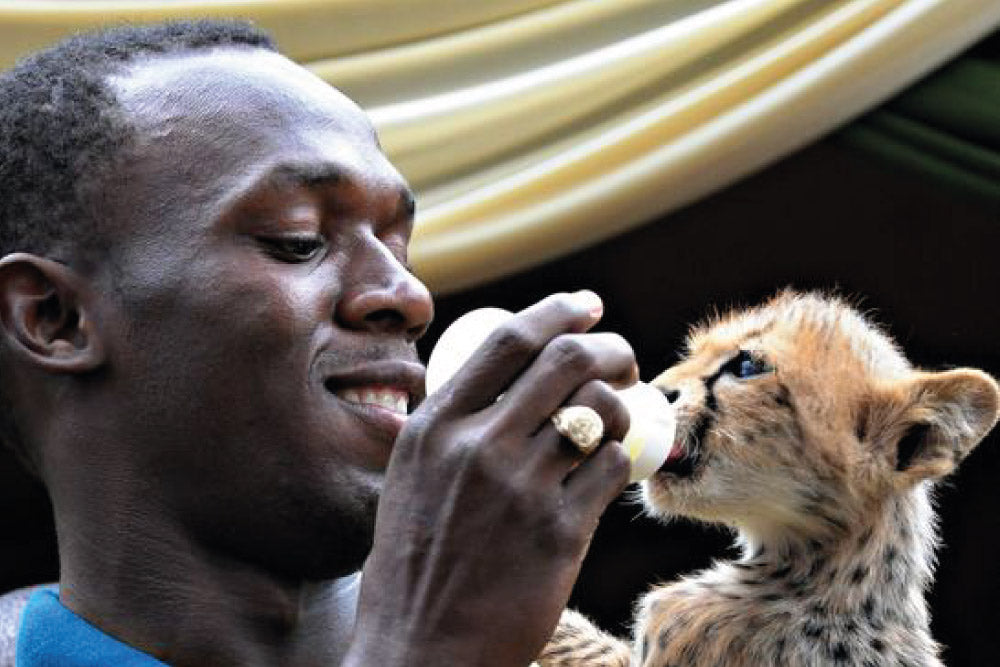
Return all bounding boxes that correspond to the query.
[425,307,676,482]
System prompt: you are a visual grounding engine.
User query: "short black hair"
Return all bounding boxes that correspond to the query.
[0,19,275,259]
[0,20,276,470]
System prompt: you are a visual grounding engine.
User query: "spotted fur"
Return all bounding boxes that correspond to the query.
[539,291,1000,667]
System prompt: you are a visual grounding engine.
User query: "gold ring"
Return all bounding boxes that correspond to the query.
[551,406,604,454]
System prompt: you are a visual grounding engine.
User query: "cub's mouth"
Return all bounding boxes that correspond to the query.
[656,412,709,478]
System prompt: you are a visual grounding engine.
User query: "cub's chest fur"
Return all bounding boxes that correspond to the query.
[538,291,1000,667]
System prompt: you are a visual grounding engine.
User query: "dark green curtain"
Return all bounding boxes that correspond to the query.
[839,33,1000,208]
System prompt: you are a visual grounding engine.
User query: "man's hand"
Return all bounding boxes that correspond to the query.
[345,292,637,666]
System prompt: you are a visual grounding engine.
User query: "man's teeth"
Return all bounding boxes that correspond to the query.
[337,387,409,415]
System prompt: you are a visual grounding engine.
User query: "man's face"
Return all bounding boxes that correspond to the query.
[91,48,433,577]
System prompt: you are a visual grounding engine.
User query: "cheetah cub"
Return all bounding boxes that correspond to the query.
[538,292,999,667]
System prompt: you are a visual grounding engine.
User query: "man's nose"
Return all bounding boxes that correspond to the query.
[335,243,434,342]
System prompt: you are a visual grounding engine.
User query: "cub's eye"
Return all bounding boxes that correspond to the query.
[259,236,325,262]
[722,350,774,379]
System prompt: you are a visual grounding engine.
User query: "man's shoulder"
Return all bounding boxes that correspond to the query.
[0,584,52,667]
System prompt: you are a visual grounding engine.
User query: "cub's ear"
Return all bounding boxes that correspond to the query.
[888,369,1000,482]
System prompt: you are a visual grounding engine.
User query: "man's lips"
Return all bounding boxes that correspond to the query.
[321,359,426,415]
[335,385,409,416]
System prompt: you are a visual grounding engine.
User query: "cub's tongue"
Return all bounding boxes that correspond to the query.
[658,436,699,477]
[663,441,686,465]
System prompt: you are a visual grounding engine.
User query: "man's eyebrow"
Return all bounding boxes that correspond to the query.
[397,189,416,220]
[240,161,416,222]
[262,163,414,213]
[266,162,346,189]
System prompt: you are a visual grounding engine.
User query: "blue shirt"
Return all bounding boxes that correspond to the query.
[17,588,167,666]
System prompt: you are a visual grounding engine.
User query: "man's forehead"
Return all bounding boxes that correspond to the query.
[108,47,376,143]
[89,46,411,253]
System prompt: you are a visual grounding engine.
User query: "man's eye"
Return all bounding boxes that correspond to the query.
[259,236,325,262]
[722,350,775,379]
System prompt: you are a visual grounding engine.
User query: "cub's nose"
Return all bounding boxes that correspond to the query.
[661,388,681,404]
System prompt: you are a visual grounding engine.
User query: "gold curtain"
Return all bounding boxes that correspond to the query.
[1,0,998,293]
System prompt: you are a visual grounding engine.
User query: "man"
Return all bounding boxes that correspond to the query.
[0,21,635,665]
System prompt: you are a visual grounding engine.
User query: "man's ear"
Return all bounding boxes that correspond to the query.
[880,368,1000,483]
[0,253,106,373]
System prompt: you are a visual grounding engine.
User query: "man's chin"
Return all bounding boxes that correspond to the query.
[260,514,378,582]
[300,487,381,581]
[218,474,382,582]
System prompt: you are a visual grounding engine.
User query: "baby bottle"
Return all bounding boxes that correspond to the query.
[425,307,676,482]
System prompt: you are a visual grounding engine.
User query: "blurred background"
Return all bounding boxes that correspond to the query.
[2,2,998,665]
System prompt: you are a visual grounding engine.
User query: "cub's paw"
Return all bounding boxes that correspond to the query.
[537,608,631,667]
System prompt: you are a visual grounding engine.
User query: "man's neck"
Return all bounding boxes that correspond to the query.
[56,520,361,667]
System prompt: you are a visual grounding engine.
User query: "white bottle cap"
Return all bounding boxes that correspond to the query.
[616,382,677,482]
[425,307,514,396]
[425,307,677,481]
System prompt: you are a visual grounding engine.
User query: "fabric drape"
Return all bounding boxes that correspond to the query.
[840,55,1000,207]
[1,0,998,292]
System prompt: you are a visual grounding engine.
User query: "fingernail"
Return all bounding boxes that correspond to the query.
[574,290,603,318]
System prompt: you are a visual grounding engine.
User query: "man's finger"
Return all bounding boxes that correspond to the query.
[563,441,631,519]
[429,291,604,414]
[496,332,637,434]
[523,379,631,483]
